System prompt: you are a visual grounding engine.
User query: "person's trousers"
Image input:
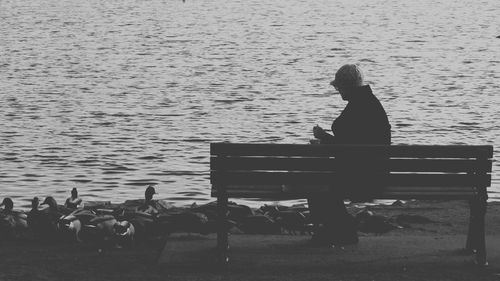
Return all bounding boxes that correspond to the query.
[307,192,357,243]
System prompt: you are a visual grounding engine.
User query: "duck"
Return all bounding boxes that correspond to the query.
[0,198,28,238]
[168,210,210,235]
[355,209,401,234]
[113,220,135,247]
[41,196,71,217]
[119,208,157,241]
[136,185,159,216]
[58,209,97,242]
[27,197,44,235]
[81,215,118,250]
[86,215,137,249]
[64,187,83,209]
[265,207,309,235]
[227,202,253,221]
[239,214,280,234]
[115,185,161,240]
[41,196,67,224]
[58,208,134,247]
[27,197,59,240]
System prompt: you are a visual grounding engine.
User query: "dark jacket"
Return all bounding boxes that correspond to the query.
[331,85,391,145]
[328,85,391,200]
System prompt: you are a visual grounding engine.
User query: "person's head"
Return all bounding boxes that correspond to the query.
[330,64,364,100]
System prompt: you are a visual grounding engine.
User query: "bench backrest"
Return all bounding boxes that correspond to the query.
[210,143,493,200]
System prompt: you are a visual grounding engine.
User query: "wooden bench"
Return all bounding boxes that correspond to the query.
[210,143,493,265]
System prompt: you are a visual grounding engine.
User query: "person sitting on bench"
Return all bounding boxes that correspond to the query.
[310,64,391,246]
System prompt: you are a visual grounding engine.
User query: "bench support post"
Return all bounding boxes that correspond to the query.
[216,191,229,265]
[465,187,487,265]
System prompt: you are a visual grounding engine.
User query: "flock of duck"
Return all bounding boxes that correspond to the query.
[0,185,420,249]
[0,185,313,248]
[0,187,161,248]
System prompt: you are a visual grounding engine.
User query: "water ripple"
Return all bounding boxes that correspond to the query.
[0,0,498,208]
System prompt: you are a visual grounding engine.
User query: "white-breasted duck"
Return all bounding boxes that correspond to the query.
[58,209,98,242]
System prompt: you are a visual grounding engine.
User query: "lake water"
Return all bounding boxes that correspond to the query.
[1,0,499,209]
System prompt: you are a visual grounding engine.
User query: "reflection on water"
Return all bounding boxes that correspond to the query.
[1,0,499,209]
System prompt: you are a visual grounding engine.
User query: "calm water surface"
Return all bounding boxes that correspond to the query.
[1,0,499,209]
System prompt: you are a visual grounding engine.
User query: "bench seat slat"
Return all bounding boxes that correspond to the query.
[212,184,477,197]
[211,157,492,173]
[211,143,493,159]
[213,184,477,192]
[211,171,491,187]
[211,191,477,200]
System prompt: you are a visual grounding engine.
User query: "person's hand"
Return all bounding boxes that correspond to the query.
[313,125,326,139]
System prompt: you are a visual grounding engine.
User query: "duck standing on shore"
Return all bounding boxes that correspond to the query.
[263,205,309,235]
[83,215,117,242]
[31,196,68,240]
[0,198,28,239]
[40,196,69,218]
[65,188,83,209]
[58,209,97,242]
[123,185,160,239]
[27,197,49,239]
[113,220,135,247]
[82,215,136,251]
[137,185,159,215]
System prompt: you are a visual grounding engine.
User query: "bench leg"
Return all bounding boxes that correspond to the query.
[465,194,487,265]
[216,194,229,265]
[465,199,476,252]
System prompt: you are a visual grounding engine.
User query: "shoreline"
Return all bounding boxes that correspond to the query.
[1,200,500,280]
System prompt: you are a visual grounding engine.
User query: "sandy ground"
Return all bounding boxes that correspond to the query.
[2,200,500,281]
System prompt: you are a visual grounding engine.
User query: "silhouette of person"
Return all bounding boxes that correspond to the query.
[309,64,391,246]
